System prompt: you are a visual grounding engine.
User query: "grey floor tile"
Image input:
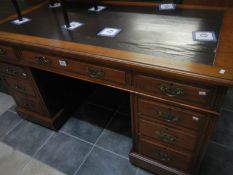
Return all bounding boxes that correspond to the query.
[35,132,92,175]
[0,142,31,175]
[61,103,114,143]
[205,141,229,161]
[200,142,233,175]
[77,147,137,175]
[200,154,233,175]
[18,158,66,175]
[8,105,17,113]
[0,111,21,140]
[211,110,233,147]
[96,114,132,157]
[224,88,233,111]
[86,86,126,110]
[3,120,53,156]
[138,169,156,175]
[0,92,15,115]
[117,97,131,116]
[0,79,8,94]
[200,156,224,175]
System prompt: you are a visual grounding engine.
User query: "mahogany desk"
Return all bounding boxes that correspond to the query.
[0,1,233,175]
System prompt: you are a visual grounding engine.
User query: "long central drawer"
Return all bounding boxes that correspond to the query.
[20,50,127,86]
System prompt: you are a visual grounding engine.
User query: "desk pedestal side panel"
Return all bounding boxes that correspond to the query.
[129,72,227,175]
[0,46,73,130]
[0,64,70,130]
[129,93,222,175]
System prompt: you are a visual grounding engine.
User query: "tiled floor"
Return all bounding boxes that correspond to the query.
[0,82,233,175]
[0,93,15,116]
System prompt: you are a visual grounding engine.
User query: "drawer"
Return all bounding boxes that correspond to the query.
[140,139,193,171]
[139,119,199,152]
[20,50,127,85]
[0,62,28,79]
[13,94,45,115]
[0,44,17,61]
[138,98,206,131]
[4,76,36,97]
[135,74,215,107]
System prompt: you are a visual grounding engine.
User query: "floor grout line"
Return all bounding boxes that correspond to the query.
[115,100,131,116]
[7,110,17,114]
[32,132,55,158]
[3,119,23,139]
[61,130,130,160]
[115,110,131,117]
[16,132,55,175]
[94,145,129,160]
[7,107,17,114]
[61,123,131,160]
[135,168,140,175]
[221,107,233,113]
[73,143,95,175]
[73,109,119,175]
[210,140,233,150]
[15,155,34,175]
[60,130,94,146]
[85,101,116,112]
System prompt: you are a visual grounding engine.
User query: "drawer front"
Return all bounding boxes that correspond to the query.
[135,74,214,107]
[20,50,127,85]
[140,139,193,171]
[0,62,28,79]
[138,98,206,131]
[4,77,36,97]
[139,119,199,152]
[0,45,17,61]
[13,94,45,114]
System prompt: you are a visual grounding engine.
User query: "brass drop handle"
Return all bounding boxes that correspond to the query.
[86,67,105,79]
[155,151,171,162]
[0,48,6,55]
[158,111,179,122]
[5,68,27,78]
[5,68,18,76]
[22,72,27,77]
[15,85,26,93]
[155,131,177,143]
[160,84,184,97]
[35,56,51,65]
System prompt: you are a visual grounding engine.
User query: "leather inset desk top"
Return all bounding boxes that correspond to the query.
[0,3,223,65]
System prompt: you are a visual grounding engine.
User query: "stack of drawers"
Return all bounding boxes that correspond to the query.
[133,73,217,173]
[0,45,49,116]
